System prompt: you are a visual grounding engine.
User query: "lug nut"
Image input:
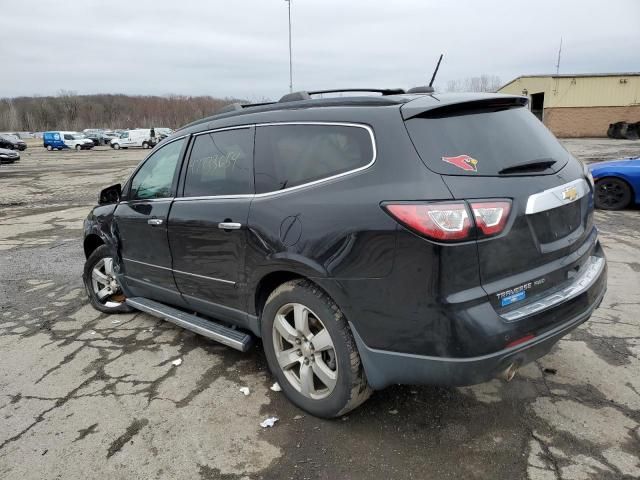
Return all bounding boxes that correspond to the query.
[295,338,301,345]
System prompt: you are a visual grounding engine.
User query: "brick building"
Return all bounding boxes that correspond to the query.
[498,73,640,137]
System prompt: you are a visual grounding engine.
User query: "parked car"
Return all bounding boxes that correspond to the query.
[43,131,95,151]
[110,129,154,149]
[82,89,606,418]
[0,133,27,151]
[589,156,640,210]
[0,147,20,163]
[84,132,111,146]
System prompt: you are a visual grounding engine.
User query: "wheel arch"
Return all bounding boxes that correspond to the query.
[253,270,340,320]
[83,233,105,259]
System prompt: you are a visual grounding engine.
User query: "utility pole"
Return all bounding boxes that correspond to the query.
[555,37,563,75]
[285,0,293,92]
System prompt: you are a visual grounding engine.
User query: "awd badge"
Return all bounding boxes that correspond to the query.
[442,154,479,172]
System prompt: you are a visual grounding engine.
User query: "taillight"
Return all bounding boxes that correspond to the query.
[384,199,511,242]
[384,202,472,241]
[470,201,511,237]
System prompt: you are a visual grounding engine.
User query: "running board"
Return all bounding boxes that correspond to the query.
[126,297,254,352]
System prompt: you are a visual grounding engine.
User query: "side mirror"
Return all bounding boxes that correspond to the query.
[99,184,122,205]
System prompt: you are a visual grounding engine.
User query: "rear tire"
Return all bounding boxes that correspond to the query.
[594,177,632,210]
[261,279,372,418]
[142,141,149,149]
[46,145,53,151]
[82,245,134,314]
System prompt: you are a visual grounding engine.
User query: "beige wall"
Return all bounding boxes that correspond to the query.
[543,105,640,137]
[499,74,640,137]
[499,75,640,108]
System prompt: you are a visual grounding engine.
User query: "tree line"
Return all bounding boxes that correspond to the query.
[445,75,502,93]
[0,91,243,132]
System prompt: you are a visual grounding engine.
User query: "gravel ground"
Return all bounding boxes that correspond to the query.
[0,138,639,480]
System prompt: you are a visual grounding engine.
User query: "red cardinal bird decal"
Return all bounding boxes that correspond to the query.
[442,155,479,172]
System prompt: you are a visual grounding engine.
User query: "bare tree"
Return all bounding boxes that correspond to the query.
[446,75,502,93]
[0,94,245,131]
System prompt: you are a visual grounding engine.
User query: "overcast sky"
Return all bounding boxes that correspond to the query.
[2,0,639,100]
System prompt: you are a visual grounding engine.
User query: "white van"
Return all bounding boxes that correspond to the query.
[110,129,153,149]
[43,131,94,151]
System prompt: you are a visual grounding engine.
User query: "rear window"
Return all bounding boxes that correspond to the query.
[404,106,569,176]
[254,124,374,193]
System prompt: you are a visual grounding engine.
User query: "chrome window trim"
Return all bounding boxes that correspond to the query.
[119,197,175,205]
[176,121,376,201]
[525,178,589,214]
[500,256,605,322]
[192,125,254,136]
[123,257,236,285]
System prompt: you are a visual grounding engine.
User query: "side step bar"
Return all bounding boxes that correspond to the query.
[126,297,254,352]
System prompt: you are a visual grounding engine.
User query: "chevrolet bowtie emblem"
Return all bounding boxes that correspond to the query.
[562,186,578,201]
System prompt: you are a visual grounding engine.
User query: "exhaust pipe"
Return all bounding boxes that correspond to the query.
[498,363,519,382]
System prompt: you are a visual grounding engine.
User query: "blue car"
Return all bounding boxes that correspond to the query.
[589,156,640,210]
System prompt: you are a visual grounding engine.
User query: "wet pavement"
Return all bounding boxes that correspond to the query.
[0,139,639,479]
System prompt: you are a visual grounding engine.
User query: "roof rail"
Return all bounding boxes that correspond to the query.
[279,91,311,102]
[407,86,435,94]
[278,88,405,103]
[216,103,244,114]
[308,88,405,96]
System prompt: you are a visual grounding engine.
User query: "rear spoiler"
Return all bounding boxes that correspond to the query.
[401,94,528,120]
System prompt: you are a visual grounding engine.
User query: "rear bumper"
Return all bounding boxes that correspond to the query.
[351,259,606,390]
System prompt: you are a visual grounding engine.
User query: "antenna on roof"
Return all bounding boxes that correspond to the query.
[555,37,562,75]
[429,53,444,88]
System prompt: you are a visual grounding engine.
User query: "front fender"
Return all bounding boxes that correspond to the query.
[83,203,118,255]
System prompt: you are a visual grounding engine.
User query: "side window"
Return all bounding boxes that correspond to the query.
[183,128,254,197]
[64,134,73,140]
[254,124,374,193]
[130,138,185,200]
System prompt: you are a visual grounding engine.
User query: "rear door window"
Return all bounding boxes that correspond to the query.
[183,127,254,197]
[404,106,569,176]
[254,124,374,193]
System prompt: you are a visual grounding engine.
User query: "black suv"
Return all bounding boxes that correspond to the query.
[82,89,607,418]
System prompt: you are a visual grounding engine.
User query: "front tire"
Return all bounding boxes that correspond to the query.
[594,177,632,210]
[142,141,149,149]
[261,279,371,418]
[46,145,53,151]
[112,143,120,150]
[82,245,133,314]
[75,144,82,151]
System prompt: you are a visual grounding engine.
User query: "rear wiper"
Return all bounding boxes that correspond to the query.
[498,159,556,175]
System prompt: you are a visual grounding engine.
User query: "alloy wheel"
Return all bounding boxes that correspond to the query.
[595,179,630,209]
[91,257,125,308]
[272,303,338,400]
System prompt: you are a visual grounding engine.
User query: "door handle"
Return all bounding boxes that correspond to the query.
[218,222,242,230]
[147,218,163,226]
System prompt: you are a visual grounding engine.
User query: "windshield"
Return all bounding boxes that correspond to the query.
[404,106,570,176]
[120,132,128,138]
